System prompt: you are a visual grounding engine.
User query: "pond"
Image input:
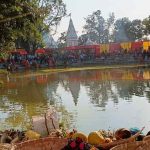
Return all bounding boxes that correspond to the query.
[0,67,150,134]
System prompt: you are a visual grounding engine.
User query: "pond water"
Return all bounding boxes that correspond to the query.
[0,67,150,134]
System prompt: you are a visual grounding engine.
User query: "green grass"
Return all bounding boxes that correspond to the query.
[41,64,149,73]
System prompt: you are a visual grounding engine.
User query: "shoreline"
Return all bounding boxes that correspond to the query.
[0,63,150,74]
[0,63,150,77]
[41,63,150,73]
[0,63,149,80]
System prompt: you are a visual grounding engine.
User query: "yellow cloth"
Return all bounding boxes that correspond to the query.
[100,44,109,53]
[121,42,131,50]
[143,41,150,51]
[120,42,131,51]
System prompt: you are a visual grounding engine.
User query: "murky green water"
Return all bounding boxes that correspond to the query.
[0,67,150,134]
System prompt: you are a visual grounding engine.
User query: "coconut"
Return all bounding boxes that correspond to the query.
[88,131,105,145]
[115,128,131,140]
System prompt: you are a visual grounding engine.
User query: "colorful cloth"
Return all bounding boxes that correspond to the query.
[61,138,98,150]
[100,44,109,53]
[143,41,150,51]
[121,42,132,51]
[109,43,121,53]
[95,46,101,57]
[129,127,140,135]
[131,41,143,51]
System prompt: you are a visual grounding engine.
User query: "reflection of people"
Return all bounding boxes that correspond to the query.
[7,75,10,82]
[22,60,30,69]
[7,63,18,72]
[32,58,38,68]
[52,57,56,68]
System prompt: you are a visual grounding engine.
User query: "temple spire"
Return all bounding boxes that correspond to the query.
[68,13,71,19]
[66,17,78,47]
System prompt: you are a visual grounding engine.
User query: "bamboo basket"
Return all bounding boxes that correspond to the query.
[14,137,68,150]
[0,144,12,150]
[110,140,150,150]
[97,127,144,150]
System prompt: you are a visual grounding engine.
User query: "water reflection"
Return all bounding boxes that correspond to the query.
[0,68,150,132]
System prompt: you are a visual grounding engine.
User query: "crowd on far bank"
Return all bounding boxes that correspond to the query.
[0,46,150,72]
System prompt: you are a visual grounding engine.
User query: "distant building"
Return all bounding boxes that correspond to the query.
[43,32,58,48]
[85,38,96,45]
[66,18,78,47]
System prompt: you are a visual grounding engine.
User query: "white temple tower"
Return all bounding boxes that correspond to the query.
[66,18,78,47]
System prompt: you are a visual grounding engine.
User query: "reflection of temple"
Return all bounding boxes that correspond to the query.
[68,81,80,106]
[46,81,59,105]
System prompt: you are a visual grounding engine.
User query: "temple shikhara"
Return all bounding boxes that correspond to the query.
[66,18,78,47]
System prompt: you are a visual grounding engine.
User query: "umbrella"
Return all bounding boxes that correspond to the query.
[35,49,46,54]
[18,49,28,55]
[11,49,27,55]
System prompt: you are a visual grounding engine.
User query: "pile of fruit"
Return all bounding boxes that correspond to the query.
[0,127,148,150]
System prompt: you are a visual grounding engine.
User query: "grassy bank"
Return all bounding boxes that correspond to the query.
[0,69,7,87]
[9,63,150,79]
[41,64,150,73]
[0,69,8,75]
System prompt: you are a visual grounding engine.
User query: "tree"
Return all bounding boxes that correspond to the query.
[107,13,115,42]
[114,18,144,42]
[143,16,150,37]
[78,34,88,45]
[57,32,67,48]
[114,17,131,42]
[127,19,144,41]
[0,0,66,52]
[83,10,115,44]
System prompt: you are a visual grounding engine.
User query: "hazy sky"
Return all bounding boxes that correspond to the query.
[54,0,150,40]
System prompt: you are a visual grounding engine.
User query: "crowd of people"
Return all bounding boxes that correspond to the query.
[0,47,150,72]
[0,50,94,71]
